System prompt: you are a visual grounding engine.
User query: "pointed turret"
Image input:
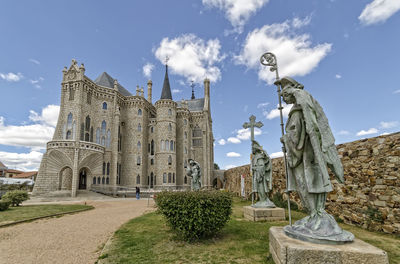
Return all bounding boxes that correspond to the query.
[160,65,172,100]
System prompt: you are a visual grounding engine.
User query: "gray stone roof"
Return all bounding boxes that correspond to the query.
[94,72,132,96]
[177,98,205,112]
[160,66,172,100]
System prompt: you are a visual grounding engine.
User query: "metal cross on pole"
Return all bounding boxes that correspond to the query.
[243,115,263,205]
[260,52,292,226]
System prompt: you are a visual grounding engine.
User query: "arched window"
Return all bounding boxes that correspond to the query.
[101,136,105,146]
[137,141,141,149]
[106,130,111,148]
[184,160,187,168]
[165,140,169,151]
[184,131,187,139]
[151,140,154,155]
[168,123,172,131]
[173,173,175,183]
[168,109,172,116]
[92,177,96,185]
[102,102,107,110]
[66,130,72,139]
[85,116,91,131]
[161,140,164,151]
[150,127,154,133]
[192,125,202,137]
[184,119,187,125]
[85,132,90,141]
[168,173,171,183]
[97,177,101,184]
[101,121,106,134]
[138,109,142,116]
[168,155,172,165]
[72,121,76,139]
[184,176,187,184]
[163,173,167,183]
[80,123,84,140]
[67,113,73,128]
[102,177,105,184]
[137,156,141,165]
[136,175,140,184]
[170,141,174,151]
[96,128,100,144]
[137,123,142,132]
[103,162,106,175]
[106,177,109,184]
[107,162,110,175]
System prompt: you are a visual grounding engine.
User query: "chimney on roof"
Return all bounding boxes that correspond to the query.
[147,80,152,103]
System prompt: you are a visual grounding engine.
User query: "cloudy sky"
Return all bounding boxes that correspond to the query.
[0,0,399,171]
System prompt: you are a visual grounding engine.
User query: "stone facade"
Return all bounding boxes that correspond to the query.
[33,59,214,197]
[224,132,400,234]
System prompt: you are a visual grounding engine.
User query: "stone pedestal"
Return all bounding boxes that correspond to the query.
[269,227,389,264]
[243,206,285,222]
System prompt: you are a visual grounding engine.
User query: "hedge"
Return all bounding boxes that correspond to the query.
[0,200,10,211]
[2,190,29,206]
[155,190,232,241]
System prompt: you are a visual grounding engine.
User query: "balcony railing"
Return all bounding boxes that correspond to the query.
[47,140,105,153]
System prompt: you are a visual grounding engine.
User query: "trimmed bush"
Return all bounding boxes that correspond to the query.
[0,200,10,211]
[155,190,233,241]
[2,190,29,206]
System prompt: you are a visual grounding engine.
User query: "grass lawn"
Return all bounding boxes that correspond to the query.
[98,198,400,264]
[0,204,93,225]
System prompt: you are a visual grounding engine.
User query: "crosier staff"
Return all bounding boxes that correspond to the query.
[260,52,292,226]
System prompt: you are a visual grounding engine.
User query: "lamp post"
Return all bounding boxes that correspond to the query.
[260,52,292,225]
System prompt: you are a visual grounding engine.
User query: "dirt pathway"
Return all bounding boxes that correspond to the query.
[0,199,155,264]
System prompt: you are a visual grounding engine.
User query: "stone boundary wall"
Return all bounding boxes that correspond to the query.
[224,132,400,235]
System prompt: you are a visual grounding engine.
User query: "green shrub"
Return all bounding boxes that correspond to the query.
[272,192,299,211]
[155,190,233,241]
[2,190,29,206]
[0,200,10,211]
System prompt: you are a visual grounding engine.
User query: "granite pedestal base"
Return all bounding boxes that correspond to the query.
[243,206,285,222]
[269,227,389,264]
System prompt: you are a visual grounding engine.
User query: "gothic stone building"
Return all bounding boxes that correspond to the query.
[33,59,214,197]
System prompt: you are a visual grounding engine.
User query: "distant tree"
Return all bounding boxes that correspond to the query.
[214,163,220,170]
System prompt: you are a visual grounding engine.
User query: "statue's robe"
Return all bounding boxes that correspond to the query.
[252,150,272,200]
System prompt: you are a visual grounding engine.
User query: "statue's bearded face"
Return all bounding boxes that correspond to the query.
[281,86,296,104]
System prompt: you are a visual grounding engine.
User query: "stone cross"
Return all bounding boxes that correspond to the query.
[243,115,263,141]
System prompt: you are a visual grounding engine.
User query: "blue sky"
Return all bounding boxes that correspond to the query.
[0,0,399,171]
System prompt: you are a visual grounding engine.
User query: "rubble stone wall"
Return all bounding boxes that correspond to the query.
[224,132,400,234]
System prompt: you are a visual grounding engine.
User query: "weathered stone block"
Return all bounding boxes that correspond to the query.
[269,227,389,264]
[243,206,285,222]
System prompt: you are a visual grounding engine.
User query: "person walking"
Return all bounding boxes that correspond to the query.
[135,186,140,200]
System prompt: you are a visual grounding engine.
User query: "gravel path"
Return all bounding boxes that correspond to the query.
[0,199,155,264]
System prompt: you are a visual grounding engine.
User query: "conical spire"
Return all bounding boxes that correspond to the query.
[160,64,172,100]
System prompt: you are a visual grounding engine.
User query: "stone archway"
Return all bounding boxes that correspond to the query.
[79,168,90,190]
[59,167,73,190]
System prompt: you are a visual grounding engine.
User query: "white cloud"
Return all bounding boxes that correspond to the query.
[0,72,23,82]
[270,151,283,158]
[227,137,241,144]
[393,89,400,94]
[356,128,378,136]
[227,151,241,157]
[338,130,350,135]
[292,16,312,29]
[29,59,40,65]
[172,89,182,94]
[0,105,59,150]
[257,102,269,108]
[235,18,332,84]
[359,0,400,25]
[380,121,399,129]
[236,127,262,140]
[224,164,237,170]
[218,139,226,145]
[0,151,43,171]
[29,105,60,127]
[154,34,225,83]
[335,74,342,79]
[29,77,45,89]
[142,63,154,79]
[202,0,269,33]
[380,132,390,136]
[264,103,292,120]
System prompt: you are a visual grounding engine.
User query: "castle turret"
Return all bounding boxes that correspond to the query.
[155,64,177,189]
[147,80,152,103]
